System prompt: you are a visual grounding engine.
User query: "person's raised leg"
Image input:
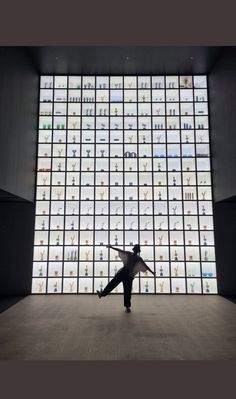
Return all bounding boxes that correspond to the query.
[97,269,124,298]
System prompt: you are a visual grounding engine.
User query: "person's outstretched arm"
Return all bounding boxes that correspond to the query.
[106,244,127,254]
[141,260,155,276]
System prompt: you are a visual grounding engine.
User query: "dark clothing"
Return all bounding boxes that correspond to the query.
[101,267,134,308]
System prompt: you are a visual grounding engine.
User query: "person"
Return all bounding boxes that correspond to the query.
[96,244,155,313]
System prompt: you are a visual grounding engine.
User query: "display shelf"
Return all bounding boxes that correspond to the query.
[32,75,217,294]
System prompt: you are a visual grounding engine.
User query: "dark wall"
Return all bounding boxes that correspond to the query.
[209,47,236,202]
[209,47,236,296]
[0,47,38,297]
[0,202,35,295]
[0,47,39,202]
[213,202,236,296]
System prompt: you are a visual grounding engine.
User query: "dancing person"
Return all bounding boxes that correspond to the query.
[97,244,155,312]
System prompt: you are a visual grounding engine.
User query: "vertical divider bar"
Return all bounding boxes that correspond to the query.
[122,76,125,295]
[122,76,125,256]
[46,76,55,293]
[206,75,217,291]
[108,77,111,285]
[150,76,156,293]
[178,76,187,294]
[165,77,171,294]
[193,78,204,294]
[77,76,82,293]
[33,75,41,292]
[136,76,141,293]
[62,76,68,293]
[93,77,97,293]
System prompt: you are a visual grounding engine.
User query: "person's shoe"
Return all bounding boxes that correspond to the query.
[125,307,131,313]
[97,290,102,299]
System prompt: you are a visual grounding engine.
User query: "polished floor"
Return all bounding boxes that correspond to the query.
[0,295,235,360]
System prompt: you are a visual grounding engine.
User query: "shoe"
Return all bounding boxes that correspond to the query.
[97,290,102,299]
[125,307,131,313]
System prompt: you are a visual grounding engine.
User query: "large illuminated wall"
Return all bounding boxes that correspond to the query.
[32,75,217,294]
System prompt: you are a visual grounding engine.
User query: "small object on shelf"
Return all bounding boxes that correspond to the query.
[143,163,148,172]
[70,236,75,245]
[71,221,74,230]
[174,266,179,277]
[173,240,177,245]
[85,266,88,276]
[175,286,180,293]
[203,235,207,245]
[38,282,44,293]
[158,192,162,200]
[38,266,43,277]
[143,191,148,200]
[114,235,118,245]
[85,250,90,261]
[144,207,149,215]
[204,251,208,261]
[72,149,77,157]
[201,192,206,200]
[160,282,164,293]
[40,251,45,261]
[42,191,46,200]
[186,177,191,185]
[173,177,176,186]
[129,221,135,230]
[145,281,149,293]
[172,206,177,215]
[54,282,58,293]
[174,250,178,261]
[41,220,45,230]
[70,270,74,276]
[69,281,74,293]
[115,221,121,230]
[158,236,163,245]
[205,282,210,293]
[173,221,179,230]
[56,235,60,245]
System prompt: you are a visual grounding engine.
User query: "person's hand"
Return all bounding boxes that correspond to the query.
[106,244,112,248]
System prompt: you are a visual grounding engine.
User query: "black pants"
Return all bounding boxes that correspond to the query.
[101,268,134,308]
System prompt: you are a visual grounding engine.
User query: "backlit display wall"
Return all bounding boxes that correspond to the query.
[32,75,217,294]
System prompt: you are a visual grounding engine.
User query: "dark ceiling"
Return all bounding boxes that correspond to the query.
[27,46,224,75]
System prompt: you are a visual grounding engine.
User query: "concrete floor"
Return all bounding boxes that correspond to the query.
[0,295,235,360]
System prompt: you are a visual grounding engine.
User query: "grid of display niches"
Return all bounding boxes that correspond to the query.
[32,75,217,294]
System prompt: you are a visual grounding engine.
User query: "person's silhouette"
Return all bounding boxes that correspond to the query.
[97,244,155,312]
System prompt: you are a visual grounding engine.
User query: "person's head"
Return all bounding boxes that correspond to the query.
[132,244,141,254]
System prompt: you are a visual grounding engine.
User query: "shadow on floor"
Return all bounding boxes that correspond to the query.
[0,296,26,313]
[222,296,236,304]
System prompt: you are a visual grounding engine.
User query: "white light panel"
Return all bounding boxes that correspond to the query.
[32,75,217,294]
